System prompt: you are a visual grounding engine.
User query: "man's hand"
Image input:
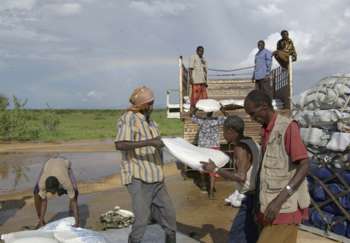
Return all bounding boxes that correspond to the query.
[148,137,164,149]
[200,159,217,173]
[263,197,283,224]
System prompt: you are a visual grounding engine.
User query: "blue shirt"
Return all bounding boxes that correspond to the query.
[254,48,272,80]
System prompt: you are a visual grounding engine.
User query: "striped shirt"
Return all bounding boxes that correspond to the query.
[115,111,164,185]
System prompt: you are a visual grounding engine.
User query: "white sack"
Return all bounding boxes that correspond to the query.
[162,137,230,171]
[54,229,107,243]
[300,128,329,147]
[219,99,244,107]
[2,218,110,243]
[220,99,284,110]
[12,237,58,243]
[196,99,221,112]
[1,231,55,243]
[39,217,75,232]
[326,132,350,152]
[294,110,350,127]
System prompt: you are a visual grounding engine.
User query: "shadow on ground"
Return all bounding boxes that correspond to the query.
[177,221,229,243]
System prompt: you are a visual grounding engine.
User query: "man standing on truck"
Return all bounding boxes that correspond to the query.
[244,90,310,243]
[189,46,208,111]
[252,40,273,98]
[273,30,297,69]
[115,86,176,243]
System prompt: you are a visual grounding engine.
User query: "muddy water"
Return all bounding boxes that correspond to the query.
[0,151,176,195]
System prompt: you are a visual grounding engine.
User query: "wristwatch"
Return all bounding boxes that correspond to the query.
[285,185,294,196]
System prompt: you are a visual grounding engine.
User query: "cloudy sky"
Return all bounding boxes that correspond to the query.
[1,0,350,109]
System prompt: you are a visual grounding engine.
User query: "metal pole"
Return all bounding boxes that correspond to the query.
[289,56,293,110]
[179,56,183,113]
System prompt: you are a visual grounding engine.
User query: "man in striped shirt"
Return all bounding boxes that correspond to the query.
[115,86,176,243]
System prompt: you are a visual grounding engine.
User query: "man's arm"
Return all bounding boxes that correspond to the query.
[38,198,47,227]
[69,197,80,227]
[290,41,297,61]
[189,55,195,85]
[189,68,194,85]
[264,158,308,223]
[115,137,164,151]
[201,145,251,183]
[220,105,229,117]
[265,51,273,75]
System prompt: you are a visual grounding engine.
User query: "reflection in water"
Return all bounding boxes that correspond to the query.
[0,163,30,188]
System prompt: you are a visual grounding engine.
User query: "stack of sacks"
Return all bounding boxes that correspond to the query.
[100,206,135,229]
[294,75,350,111]
[294,74,350,170]
[1,217,110,243]
[305,160,350,238]
[293,74,350,238]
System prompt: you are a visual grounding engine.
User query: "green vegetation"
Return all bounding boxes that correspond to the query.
[0,102,183,141]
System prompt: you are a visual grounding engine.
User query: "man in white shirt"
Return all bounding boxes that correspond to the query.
[189,46,208,110]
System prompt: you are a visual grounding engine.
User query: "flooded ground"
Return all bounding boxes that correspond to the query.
[0,150,175,195]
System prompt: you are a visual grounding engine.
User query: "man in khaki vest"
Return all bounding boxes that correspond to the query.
[244,90,310,243]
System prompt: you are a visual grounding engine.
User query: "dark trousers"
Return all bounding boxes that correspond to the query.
[228,194,260,243]
[127,178,176,242]
[255,78,273,99]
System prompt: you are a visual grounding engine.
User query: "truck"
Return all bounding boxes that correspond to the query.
[167,56,293,144]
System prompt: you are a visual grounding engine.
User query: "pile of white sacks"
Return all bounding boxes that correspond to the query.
[294,74,350,170]
[1,217,111,243]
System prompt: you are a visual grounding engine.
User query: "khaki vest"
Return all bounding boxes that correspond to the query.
[260,114,310,213]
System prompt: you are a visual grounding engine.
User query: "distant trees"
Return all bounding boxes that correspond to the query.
[0,95,60,140]
[0,94,9,110]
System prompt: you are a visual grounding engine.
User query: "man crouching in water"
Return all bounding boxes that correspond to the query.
[202,116,260,243]
[34,156,79,228]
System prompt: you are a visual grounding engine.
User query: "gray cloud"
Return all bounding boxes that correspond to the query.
[0,0,349,108]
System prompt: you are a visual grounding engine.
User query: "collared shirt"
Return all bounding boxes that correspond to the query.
[189,54,208,84]
[259,113,309,225]
[277,38,297,60]
[254,48,272,80]
[192,115,226,148]
[115,111,164,185]
[38,158,75,199]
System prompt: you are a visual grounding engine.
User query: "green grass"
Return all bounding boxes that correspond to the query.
[10,109,183,142]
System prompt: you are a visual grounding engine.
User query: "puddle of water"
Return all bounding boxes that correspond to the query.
[0,151,176,195]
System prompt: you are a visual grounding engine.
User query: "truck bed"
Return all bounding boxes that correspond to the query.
[181,79,290,144]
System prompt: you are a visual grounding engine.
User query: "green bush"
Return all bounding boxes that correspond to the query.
[41,105,60,132]
[0,96,40,140]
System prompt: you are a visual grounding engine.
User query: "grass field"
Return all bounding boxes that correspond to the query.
[2,109,183,142]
